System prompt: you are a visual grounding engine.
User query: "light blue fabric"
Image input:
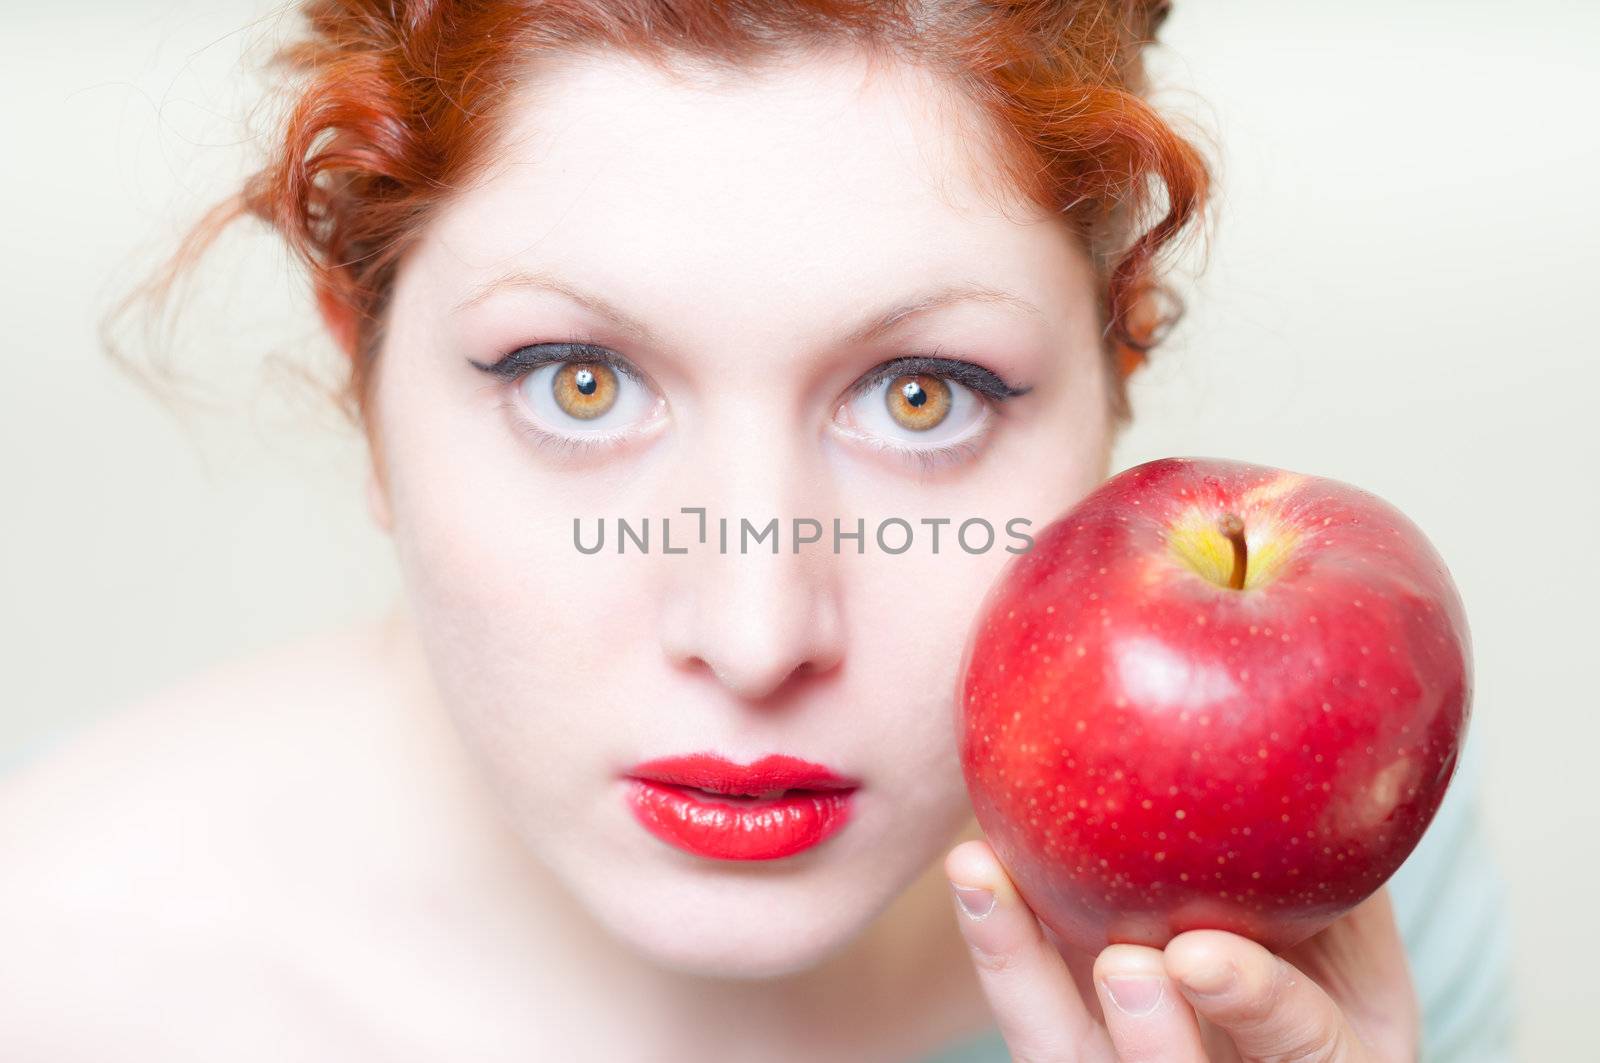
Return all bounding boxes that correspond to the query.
[1388,736,1515,1061]
[917,735,1514,1062]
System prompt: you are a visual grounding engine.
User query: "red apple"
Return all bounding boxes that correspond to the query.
[956,456,1472,953]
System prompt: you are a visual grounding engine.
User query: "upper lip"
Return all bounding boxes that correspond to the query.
[626,753,860,795]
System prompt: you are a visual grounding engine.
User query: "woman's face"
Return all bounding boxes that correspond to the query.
[370,45,1114,978]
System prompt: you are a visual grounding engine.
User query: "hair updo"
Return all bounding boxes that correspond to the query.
[154,0,1210,432]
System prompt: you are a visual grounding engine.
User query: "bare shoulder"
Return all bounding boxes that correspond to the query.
[0,612,401,866]
[0,614,406,1059]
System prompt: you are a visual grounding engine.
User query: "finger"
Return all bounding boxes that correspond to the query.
[1092,944,1208,1063]
[945,839,1109,1063]
[1281,889,1419,1059]
[1164,930,1370,1063]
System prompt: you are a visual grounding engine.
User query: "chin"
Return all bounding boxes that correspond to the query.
[566,851,905,981]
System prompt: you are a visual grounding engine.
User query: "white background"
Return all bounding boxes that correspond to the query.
[3,2,1596,1057]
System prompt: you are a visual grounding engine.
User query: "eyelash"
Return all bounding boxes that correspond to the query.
[472,337,648,386]
[492,396,627,460]
[842,348,1033,405]
[473,338,1030,468]
[850,431,986,474]
[474,334,651,459]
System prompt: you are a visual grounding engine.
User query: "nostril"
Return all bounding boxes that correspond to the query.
[658,571,846,699]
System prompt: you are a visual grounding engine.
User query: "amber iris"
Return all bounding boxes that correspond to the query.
[552,362,619,420]
[884,373,951,431]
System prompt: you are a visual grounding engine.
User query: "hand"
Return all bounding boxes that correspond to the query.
[944,839,1421,1062]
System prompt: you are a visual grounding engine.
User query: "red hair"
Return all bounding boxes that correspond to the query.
[141,0,1210,431]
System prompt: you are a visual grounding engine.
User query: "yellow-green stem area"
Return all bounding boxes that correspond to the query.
[1166,507,1299,591]
[1218,512,1248,589]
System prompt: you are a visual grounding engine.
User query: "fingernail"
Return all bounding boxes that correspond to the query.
[950,882,995,920]
[1101,975,1164,1017]
[1176,959,1236,998]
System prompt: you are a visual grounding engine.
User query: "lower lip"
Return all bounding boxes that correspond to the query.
[624,779,858,860]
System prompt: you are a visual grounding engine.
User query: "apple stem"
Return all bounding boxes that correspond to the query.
[1218,513,1247,590]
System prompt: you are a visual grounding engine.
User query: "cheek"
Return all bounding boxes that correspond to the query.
[378,361,632,635]
[839,411,1110,798]
[375,390,651,787]
[840,547,1007,789]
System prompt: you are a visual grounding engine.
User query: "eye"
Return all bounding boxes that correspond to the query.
[519,358,658,433]
[549,362,619,420]
[469,341,665,452]
[836,353,1030,468]
[885,373,955,431]
[850,370,976,444]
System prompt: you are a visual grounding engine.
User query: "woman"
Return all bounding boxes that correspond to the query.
[0,1,1511,1060]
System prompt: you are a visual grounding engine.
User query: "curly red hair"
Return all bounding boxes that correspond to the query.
[146,0,1210,431]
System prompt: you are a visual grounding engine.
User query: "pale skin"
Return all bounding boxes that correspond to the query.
[0,45,1419,1062]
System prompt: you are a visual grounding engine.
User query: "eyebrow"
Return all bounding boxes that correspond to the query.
[453,268,1044,348]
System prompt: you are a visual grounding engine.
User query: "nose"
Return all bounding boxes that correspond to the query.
[661,545,846,700]
[658,424,846,702]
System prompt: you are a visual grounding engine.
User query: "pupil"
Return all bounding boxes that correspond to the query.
[575,367,597,395]
[902,380,926,407]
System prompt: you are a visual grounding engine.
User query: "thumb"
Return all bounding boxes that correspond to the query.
[1164,930,1373,1062]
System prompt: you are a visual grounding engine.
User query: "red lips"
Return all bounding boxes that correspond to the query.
[626,752,858,795]
[622,753,861,860]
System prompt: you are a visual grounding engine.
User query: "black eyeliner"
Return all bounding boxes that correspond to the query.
[853,353,1033,401]
[470,343,1031,400]
[468,342,648,384]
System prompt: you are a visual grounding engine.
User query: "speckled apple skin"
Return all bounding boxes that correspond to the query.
[956,456,1472,954]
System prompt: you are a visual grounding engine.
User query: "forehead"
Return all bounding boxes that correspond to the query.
[415,45,1085,346]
